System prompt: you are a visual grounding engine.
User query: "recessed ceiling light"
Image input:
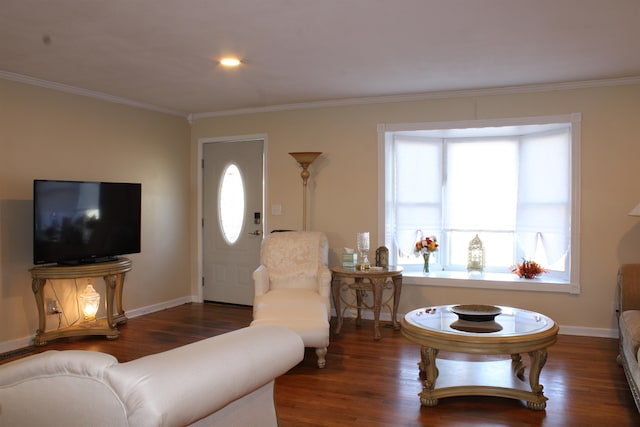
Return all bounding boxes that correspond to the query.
[220,57,241,67]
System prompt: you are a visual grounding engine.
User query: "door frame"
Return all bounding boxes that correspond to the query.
[196,134,268,302]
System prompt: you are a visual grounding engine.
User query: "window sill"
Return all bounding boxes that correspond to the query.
[401,269,579,294]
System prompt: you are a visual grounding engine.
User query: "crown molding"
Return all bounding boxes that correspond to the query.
[0,70,189,118]
[192,75,640,120]
[3,69,639,121]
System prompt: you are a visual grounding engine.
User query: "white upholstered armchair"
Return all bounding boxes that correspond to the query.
[251,231,331,368]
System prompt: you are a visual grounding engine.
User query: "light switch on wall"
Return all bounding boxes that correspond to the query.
[271,204,282,215]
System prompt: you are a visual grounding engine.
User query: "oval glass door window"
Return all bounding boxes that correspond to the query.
[219,163,245,244]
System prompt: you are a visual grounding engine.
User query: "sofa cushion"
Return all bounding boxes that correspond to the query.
[621,310,640,363]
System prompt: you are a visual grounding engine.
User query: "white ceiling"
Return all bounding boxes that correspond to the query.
[2,0,639,117]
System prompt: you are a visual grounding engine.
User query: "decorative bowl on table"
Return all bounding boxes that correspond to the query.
[450,304,503,333]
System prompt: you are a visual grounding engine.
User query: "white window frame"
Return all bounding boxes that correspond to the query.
[377,114,581,294]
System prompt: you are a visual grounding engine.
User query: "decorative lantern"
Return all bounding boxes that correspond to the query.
[467,234,485,273]
[79,283,100,322]
[375,246,389,268]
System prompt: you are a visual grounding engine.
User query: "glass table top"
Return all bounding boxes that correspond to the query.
[404,305,555,337]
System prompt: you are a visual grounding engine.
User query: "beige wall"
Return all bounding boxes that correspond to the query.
[0,80,191,348]
[2,78,639,350]
[191,83,640,334]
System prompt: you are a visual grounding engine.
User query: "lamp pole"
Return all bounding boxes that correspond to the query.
[289,152,322,231]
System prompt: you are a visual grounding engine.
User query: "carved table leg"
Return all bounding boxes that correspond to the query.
[113,272,127,324]
[32,278,47,345]
[511,353,526,381]
[391,275,402,330]
[331,275,343,334]
[104,274,118,329]
[370,278,384,340]
[355,288,363,326]
[527,349,549,410]
[419,346,440,407]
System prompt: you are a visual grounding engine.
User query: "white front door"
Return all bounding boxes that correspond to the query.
[203,139,263,305]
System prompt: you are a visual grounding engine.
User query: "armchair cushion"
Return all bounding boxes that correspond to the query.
[252,290,329,348]
[260,231,329,292]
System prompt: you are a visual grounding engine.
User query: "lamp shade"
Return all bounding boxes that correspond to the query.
[288,152,322,231]
[629,203,640,216]
[289,152,321,167]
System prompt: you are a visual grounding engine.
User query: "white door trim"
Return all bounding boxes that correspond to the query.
[196,133,268,302]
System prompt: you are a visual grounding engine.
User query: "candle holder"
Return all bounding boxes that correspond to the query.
[356,232,370,270]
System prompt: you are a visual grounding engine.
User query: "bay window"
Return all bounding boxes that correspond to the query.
[379,114,581,293]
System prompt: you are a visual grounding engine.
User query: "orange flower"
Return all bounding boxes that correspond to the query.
[510,259,548,279]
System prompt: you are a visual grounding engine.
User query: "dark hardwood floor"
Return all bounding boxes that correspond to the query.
[2,302,639,426]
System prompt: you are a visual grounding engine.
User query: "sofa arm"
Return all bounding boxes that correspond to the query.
[253,265,270,297]
[619,264,640,314]
[0,350,128,426]
[105,325,304,427]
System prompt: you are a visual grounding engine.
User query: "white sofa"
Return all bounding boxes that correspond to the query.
[0,324,304,427]
[251,231,331,368]
[618,264,640,412]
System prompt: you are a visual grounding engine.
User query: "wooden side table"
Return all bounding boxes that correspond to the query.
[30,258,132,345]
[331,266,403,340]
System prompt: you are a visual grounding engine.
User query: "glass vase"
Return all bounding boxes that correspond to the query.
[423,252,430,273]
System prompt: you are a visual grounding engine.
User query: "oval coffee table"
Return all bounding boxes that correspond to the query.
[401,305,558,410]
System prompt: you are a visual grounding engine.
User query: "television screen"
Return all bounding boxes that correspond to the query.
[33,180,141,265]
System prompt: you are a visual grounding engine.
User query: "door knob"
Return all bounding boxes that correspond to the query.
[248,230,262,236]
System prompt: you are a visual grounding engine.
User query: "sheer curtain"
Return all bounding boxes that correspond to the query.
[385,125,572,278]
[515,129,571,270]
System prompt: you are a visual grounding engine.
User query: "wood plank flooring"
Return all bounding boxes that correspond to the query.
[2,302,639,426]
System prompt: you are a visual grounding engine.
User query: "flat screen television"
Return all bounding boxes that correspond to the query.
[33,180,141,265]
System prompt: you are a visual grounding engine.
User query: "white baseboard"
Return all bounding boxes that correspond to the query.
[125,296,195,319]
[0,296,196,356]
[331,309,619,339]
[0,336,33,356]
[1,300,618,356]
[558,325,618,339]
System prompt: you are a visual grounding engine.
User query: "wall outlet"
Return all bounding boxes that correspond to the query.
[46,299,61,315]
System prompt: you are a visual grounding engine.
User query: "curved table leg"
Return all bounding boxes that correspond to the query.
[391,275,402,330]
[511,353,525,380]
[419,346,440,407]
[369,277,385,340]
[331,276,343,334]
[32,278,47,345]
[355,289,363,326]
[527,349,549,410]
[104,274,117,329]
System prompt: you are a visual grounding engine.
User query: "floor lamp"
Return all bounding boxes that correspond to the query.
[289,152,322,231]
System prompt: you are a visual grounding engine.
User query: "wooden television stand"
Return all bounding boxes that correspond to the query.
[30,257,132,345]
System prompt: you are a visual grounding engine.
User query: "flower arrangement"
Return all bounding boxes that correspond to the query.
[415,236,439,255]
[510,259,548,279]
[415,236,438,273]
